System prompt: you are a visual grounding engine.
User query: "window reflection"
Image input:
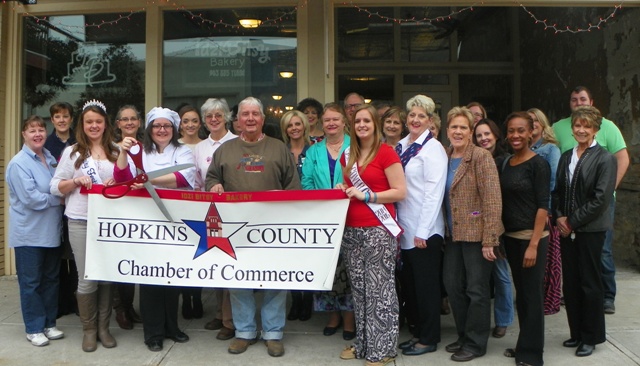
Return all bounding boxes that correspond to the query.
[23,13,146,123]
[162,8,297,125]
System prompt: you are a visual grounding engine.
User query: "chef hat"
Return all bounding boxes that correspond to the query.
[146,107,180,128]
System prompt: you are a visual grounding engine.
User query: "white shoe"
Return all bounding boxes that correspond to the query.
[44,327,64,340]
[26,333,50,346]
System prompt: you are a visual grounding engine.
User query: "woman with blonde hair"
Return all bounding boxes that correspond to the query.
[396,95,447,356]
[280,110,311,178]
[280,110,313,321]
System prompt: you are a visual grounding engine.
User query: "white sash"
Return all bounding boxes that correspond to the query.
[344,149,403,238]
[79,155,104,185]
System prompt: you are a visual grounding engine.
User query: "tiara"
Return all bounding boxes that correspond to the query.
[82,99,107,113]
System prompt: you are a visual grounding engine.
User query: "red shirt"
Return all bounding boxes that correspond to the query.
[341,144,400,227]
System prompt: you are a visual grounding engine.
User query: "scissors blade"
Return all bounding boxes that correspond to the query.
[146,164,194,180]
[143,181,174,222]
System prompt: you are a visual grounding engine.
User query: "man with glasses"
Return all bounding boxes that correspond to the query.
[343,92,365,123]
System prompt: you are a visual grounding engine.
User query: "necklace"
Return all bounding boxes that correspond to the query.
[449,157,462,173]
[326,138,344,152]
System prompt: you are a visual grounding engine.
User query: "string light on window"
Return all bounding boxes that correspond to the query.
[521,3,623,34]
[344,1,624,33]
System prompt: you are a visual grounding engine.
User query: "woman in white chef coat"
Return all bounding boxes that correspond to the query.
[114,107,195,352]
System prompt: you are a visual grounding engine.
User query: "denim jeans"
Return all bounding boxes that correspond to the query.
[443,241,494,356]
[229,289,286,340]
[602,199,616,303]
[492,258,514,327]
[15,246,61,334]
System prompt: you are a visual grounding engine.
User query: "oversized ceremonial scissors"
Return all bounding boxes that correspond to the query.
[102,141,193,222]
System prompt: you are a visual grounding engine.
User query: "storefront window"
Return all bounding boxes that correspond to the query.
[162,8,297,126]
[400,7,452,62]
[456,7,512,62]
[23,13,146,124]
[459,74,513,123]
[337,7,394,63]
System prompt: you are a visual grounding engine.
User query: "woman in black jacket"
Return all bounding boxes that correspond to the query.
[553,106,617,358]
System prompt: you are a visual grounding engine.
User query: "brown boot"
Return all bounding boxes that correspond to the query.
[76,292,98,352]
[97,285,117,348]
[113,286,133,330]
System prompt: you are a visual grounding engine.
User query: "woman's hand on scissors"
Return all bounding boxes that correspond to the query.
[120,137,138,152]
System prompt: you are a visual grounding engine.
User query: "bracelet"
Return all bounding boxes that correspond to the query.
[373,192,378,203]
[364,191,370,203]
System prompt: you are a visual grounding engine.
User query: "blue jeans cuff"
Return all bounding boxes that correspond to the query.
[261,331,283,340]
[235,330,257,340]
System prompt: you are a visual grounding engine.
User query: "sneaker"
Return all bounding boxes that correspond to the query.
[340,346,357,360]
[44,327,65,340]
[265,340,285,357]
[26,333,49,347]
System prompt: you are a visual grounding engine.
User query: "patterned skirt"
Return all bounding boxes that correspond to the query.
[544,217,562,315]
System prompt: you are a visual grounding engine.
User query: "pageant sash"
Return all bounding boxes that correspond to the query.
[344,149,403,238]
[79,155,103,184]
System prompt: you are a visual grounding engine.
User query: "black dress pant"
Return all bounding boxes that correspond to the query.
[401,234,443,345]
[504,236,548,366]
[561,231,606,345]
[140,284,181,343]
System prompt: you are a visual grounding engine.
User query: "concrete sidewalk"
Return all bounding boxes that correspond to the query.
[1,267,639,366]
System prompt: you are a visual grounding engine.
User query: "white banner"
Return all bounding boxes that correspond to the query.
[85,187,349,290]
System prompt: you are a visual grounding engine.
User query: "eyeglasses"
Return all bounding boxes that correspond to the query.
[205,113,225,120]
[152,124,173,130]
[118,117,139,122]
[345,103,362,110]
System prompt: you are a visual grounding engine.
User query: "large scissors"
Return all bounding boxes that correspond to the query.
[102,141,193,223]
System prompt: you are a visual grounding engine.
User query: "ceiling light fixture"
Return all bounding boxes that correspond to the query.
[239,19,262,28]
[272,95,283,100]
[279,71,294,78]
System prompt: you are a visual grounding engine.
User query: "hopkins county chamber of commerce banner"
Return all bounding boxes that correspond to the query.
[83,186,349,290]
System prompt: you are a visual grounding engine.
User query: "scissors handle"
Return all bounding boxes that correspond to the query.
[102,173,148,199]
[127,141,145,171]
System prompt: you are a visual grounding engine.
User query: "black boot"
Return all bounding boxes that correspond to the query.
[287,291,302,320]
[181,289,193,320]
[299,292,313,321]
[192,288,203,319]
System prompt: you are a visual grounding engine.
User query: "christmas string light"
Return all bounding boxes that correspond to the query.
[344,1,480,24]
[177,6,300,30]
[15,0,623,35]
[345,1,623,33]
[521,3,623,34]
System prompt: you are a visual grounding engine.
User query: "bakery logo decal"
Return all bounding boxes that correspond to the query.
[62,42,116,86]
